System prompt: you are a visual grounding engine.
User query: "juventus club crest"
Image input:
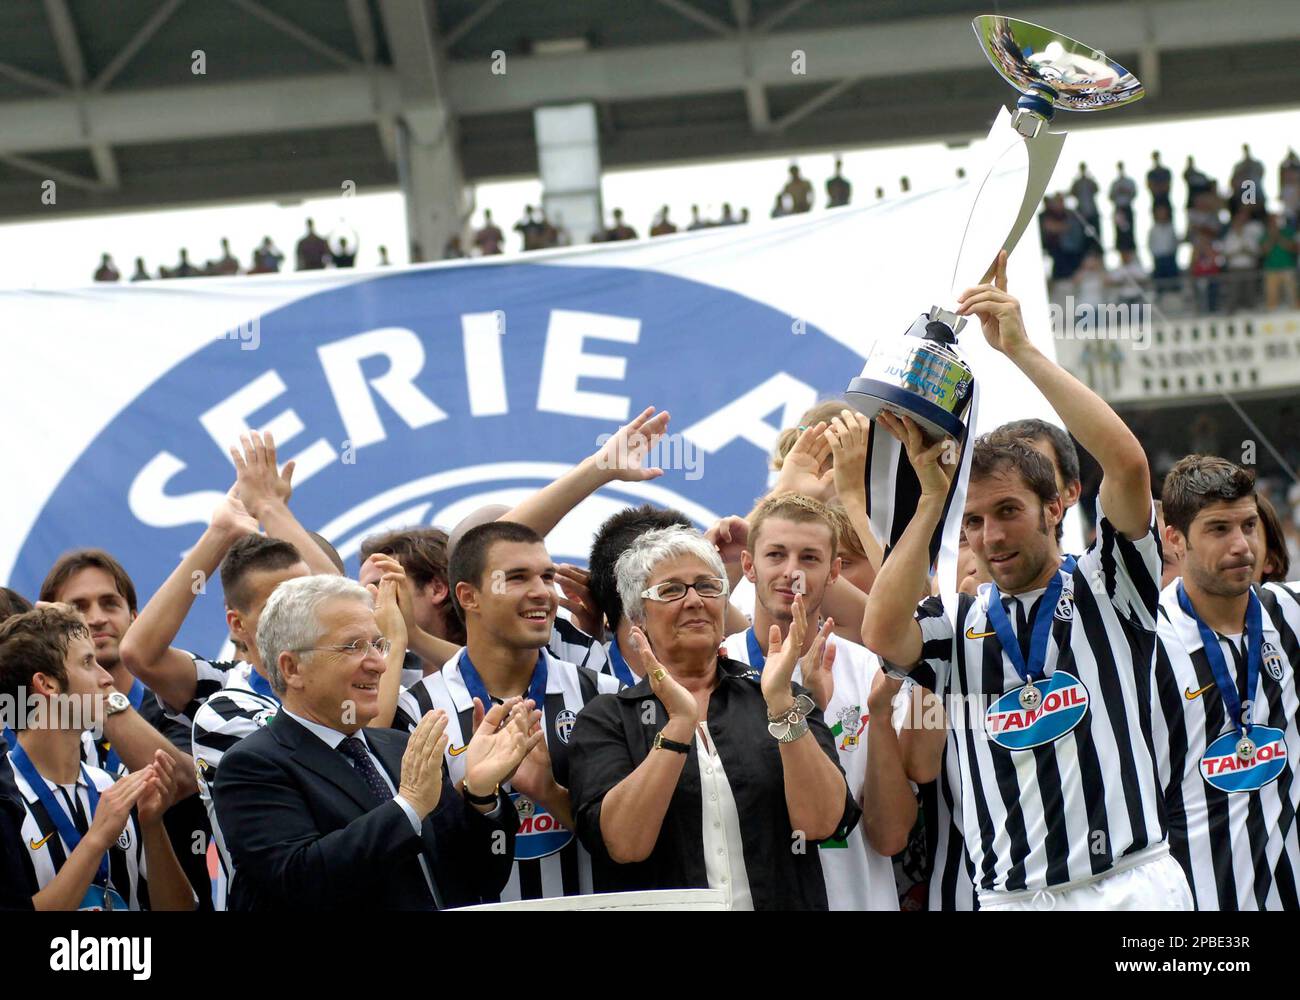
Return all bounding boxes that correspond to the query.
[1263,642,1285,682]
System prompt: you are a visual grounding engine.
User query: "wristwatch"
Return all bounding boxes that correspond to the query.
[104,691,131,717]
[462,780,500,806]
[653,731,691,754]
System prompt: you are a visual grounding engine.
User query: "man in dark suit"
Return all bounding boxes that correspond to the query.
[213,575,541,910]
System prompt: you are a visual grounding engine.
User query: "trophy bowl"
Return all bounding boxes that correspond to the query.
[972,15,1144,112]
[845,312,974,443]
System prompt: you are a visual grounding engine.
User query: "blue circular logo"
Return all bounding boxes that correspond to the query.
[985,671,1090,751]
[11,263,862,657]
[1200,726,1288,793]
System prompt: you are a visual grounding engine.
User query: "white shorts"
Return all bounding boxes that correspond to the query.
[979,845,1194,912]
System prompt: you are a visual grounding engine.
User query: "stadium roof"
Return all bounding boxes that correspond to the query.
[1,0,1298,220]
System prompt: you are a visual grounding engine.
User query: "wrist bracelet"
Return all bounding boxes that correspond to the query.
[766,693,814,724]
[462,781,500,806]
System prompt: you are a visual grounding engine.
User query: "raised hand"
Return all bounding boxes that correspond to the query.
[824,408,871,503]
[956,250,1031,357]
[874,411,957,500]
[371,576,408,655]
[705,515,749,568]
[398,709,450,818]
[798,617,837,713]
[210,485,260,539]
[87,769,150,851]
[594,405,670,482]
[627,627,698,725]
[554,564,603,640]
[773,422,836,502]
[462,698,543,796]
[760,593,807,714]
[229,430,295,521]
[361,553,419,636]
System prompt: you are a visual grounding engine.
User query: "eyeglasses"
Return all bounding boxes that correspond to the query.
[293,636,392,659]
[640,577,729,603]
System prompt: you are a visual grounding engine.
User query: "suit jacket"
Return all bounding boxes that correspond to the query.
[212,712,516,911]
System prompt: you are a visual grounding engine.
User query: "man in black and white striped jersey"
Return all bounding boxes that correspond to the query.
[1152,454,1300,910]
[394,520,621,902]
[863,253,1192,911]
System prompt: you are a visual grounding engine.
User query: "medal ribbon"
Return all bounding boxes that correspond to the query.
[246,664,279,702]
[744,627,767,672]
[10,742,109,886]
[606,638,636,688]
[458,650,548,712]
[985,556,1077,685]
[1176,581,1263,741]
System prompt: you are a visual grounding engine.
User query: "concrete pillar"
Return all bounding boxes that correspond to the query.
[534,103,603,244]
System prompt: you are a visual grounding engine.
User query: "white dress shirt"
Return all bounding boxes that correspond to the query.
[696,721,754,911]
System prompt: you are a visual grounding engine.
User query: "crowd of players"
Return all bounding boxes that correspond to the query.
[2,255,1298,912]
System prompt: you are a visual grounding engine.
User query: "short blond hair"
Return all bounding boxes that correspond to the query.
[748,492,838,561]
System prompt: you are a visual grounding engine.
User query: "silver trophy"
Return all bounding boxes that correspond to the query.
[846,15,1144,441]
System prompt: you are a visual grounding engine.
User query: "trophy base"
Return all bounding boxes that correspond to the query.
[845,377,966,442]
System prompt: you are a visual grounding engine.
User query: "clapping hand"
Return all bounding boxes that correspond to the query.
[229,430,295,521]
[398,710,450,819]
[137,751,180,827]
[87,769,150,851]
[463,698,543,798]
[760,593,809,714]
[627,627,698,726]
[773,423,836,502]
[798,617,837,713]
[210,485,260,539]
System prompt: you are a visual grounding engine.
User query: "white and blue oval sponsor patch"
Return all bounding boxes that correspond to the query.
[1200,726,1287,793]
[984,671,1090,751]
[510,791,573,860]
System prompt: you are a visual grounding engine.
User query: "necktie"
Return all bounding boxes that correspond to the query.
[337,736,393,807]
[1006,596,1032,664]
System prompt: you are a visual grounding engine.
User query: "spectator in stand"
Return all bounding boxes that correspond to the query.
[782,165,813,213]
[378,245,391,266]
[1260,213,1298,310]
[93,254,119,283]
[1220,204,1265,313]
[208,238,240,276]
[1147,150,1173,216]
[899,177,911,194]
[650,206,677,237]
[1070,162,1101,252]
[771,194,790,219]
[538,209,559,249]
[515,205,546,251]
[1149,201,1180,287]
[826,158,851,208]
[1280,149,1300,226]
[1111,248,1149,306]
[874,187,885,201]
[1183,156,1213,211]
[331,236,357,268]
[1186,187,1226,242]
[1040,192,1086,281]
[1110,161,1137,252]
[1189,230,1223,314]
[473,211,504,256]
[169,249,198,278]
[1230,143,1266,218]
[605,209,637,242]
[687,205,707,231]
[719,203,737,226]
[443,235,465,259]
[129,257,149,282]
[739,208,750,224]
[248,237,283,274]
[295,219,330,270]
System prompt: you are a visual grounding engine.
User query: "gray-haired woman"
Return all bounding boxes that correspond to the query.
[568,526,857,910]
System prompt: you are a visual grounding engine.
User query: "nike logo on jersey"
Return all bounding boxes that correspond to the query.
[448,744,468,756]
[1184,682,1216,701]
[965,626,996,640]
[28,832,53,850]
